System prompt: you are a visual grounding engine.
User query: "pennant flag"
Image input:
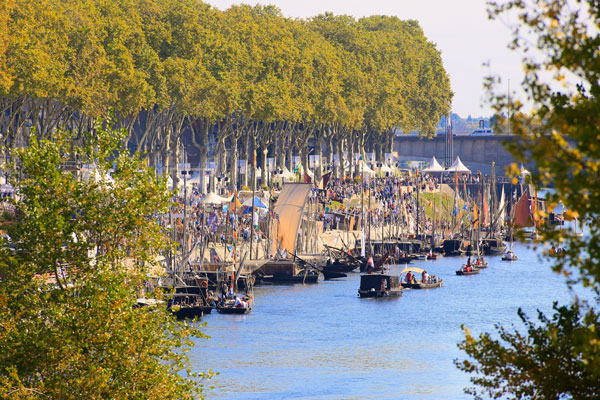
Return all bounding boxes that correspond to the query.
[304,172,312,183]
[293,162,302,173]
[473,203,479,228]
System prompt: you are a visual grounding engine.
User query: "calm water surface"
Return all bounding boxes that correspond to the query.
[190,242,577,399]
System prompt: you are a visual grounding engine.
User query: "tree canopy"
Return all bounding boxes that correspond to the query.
[0,0,452,187]
[0,124,209,399]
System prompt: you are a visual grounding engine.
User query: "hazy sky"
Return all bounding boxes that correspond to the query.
[205,0,524,118]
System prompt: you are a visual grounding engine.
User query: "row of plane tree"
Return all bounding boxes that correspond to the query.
[0,0,452,188]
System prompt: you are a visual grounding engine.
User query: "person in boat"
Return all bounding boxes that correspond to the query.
[405,271,413,283]
[366,256,375,273]
[466,257,471,267]
[476,258,481,266]
[234,296,242,308]
[422,270,428,283]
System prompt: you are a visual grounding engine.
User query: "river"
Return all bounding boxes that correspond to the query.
[190,241,577,399]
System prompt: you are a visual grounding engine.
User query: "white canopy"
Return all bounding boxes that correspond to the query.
[379,164,394,173]
[358,161,376,175]
[281,167,296,181]
[446,156,471,174]
[200,192,229,205]
[422,156,445,173]
[81,167,114,185]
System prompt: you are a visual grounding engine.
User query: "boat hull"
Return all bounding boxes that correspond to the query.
[358,288,402,298]
[456,270,480,275]
[257,273,319,284]
[402,280,443,289]
[217,306,251,315]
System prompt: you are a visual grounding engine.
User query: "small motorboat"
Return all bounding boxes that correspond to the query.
[216,295,253,314]
[474,257,488,269]
[400,267,443,289]
[502,250,518,261]
[456,265,480,275]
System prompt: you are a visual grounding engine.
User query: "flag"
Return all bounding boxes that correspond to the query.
[304,172,312,183]
[293,162,301,173]
[319,171,332,190]
[473,203,479,228]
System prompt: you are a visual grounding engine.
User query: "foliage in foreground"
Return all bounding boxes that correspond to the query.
[0,125,209,399]
[457,1,600,398]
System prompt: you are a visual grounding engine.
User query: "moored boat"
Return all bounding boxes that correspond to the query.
[322,270,347,280]
[481,237,507,255]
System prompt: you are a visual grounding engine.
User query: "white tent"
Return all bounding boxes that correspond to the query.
[379,164,394,173]
[446,156,471,174]
[520,163,531,176]
[358,161,376,175]
[422,156,445,173]
[281,167,296,181]
[81,167,114,185]
[200,192,229,205]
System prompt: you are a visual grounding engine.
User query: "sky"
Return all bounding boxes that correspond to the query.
[205,0,524,118]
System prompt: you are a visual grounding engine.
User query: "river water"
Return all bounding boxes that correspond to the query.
[190,241,577,399]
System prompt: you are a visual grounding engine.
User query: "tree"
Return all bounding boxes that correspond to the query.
[456,1,600,398]
[0,123,210,399]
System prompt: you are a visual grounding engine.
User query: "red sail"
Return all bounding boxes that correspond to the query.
[513,192,533,227]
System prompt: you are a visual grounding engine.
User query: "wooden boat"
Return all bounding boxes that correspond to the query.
[216,296,252,314]
[501,250,518,261]
[411,280,444,289]
[481,237,507,255]
[323,258,358,274]
[257,271,319,284]
[167,293,212,319]
[399,267,443,289]
[474,257,488,269]
[426,253,438,260]
[322,270,347,280]
[443,238,466,256]
[358,273,402,298]
[456,265,480,275]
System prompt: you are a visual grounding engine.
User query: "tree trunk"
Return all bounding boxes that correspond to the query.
[347,133,355,178]
[231,136,239,191]
[261,147,268,188]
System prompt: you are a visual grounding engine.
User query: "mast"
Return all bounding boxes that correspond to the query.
[250,148,256,260]
[360,157,365,257]
[416,170,420,238]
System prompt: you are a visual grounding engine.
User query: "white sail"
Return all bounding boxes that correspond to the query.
[498,186,506,226]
